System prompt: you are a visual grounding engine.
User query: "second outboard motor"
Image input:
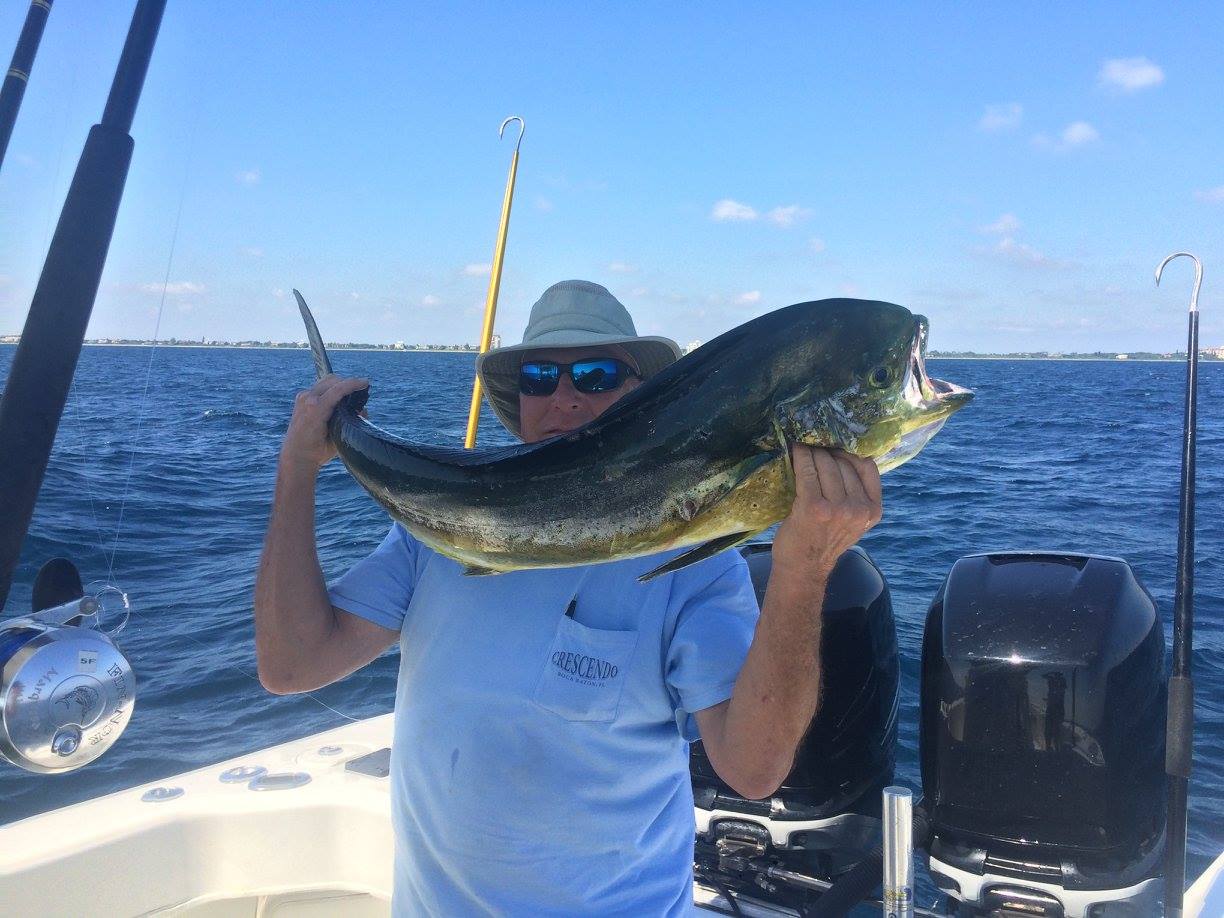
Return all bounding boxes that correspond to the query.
[921,552,1166,917]
[691,542,900,913]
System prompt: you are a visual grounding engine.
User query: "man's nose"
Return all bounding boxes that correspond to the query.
[551,373,585,408]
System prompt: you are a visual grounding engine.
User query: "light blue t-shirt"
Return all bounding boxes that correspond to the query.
[328,524,760,917]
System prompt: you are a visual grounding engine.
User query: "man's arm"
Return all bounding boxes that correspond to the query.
[254,374,398,695]
[695,446,881,800]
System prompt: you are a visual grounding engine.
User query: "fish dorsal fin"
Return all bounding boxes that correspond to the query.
[637,531,754,582]
[461,563,500,577]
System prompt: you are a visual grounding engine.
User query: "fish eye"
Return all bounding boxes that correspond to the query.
[868,366,896,389]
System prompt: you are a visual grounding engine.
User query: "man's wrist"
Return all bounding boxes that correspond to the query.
[276,454,321,489]
[762,556,832,609]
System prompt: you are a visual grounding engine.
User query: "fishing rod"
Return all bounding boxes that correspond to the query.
[1156,252,1202,918]
[464,115,524,448]
[0,0,167,610]
[0,0,52,174]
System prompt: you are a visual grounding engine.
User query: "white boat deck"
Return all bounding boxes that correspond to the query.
[1,713,1220,917]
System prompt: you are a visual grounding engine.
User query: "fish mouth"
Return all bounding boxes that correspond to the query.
[908,315,973,416]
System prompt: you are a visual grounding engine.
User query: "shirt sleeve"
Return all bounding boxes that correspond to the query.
[326,523,420,632]
[664,553,760,742]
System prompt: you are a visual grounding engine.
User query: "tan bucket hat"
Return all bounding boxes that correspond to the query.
[476,280,681,439]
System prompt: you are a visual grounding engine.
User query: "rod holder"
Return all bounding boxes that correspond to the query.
[882,786,914,918]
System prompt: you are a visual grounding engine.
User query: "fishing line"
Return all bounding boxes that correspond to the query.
[103,108,199,586]
[38,53,79,252]
[119,597,364,724]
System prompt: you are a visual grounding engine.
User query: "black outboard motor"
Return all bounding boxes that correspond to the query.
[691,542,900,912]
[921,552,1167,917]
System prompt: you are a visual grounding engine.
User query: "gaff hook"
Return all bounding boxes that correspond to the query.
[1156,252,1203,313]
[499,115,525,154]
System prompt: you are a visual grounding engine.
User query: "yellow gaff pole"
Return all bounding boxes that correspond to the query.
[464,115,525,448]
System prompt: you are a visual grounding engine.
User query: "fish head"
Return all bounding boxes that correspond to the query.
[777,304,973,472]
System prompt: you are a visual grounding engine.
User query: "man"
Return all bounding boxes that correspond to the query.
[255,280,882,916]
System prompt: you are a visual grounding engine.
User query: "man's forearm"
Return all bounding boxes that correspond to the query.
[712,565,828,798]
[253,461,338,692]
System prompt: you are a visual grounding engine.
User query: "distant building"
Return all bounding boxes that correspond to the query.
[491,334,502,349]
[684,339,703,354]
[1205,345,1224,359]
[0,335,19,343]
[1115,354,1129,360]
[393,341,406,350]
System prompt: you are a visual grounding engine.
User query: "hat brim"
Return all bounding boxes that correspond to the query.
[476,333,682,439]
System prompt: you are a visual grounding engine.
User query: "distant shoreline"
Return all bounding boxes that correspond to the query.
[0,342,1216,362]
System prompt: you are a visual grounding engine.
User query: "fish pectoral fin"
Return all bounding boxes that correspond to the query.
[637,531,755,582]
[681,451,779,521]
[461,564,500,577]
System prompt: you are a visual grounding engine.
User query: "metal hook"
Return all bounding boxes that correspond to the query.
[1155,252,1203,314]
[499,116,525,154]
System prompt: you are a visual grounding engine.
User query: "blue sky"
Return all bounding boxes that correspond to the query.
[0,2,1221,352]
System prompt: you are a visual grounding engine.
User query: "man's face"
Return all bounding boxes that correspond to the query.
[518,345,642,443]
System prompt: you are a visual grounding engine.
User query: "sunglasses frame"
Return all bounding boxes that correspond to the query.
[518,357,641,397]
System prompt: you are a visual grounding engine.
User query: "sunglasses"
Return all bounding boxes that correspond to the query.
[518,358,641,396]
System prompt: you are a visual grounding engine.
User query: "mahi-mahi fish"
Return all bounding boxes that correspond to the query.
[294,291,971,580]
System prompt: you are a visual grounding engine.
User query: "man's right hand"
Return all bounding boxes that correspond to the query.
[281,374,369,475]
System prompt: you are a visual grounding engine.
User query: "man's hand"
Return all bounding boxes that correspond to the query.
[771,445,882,584]
[281,374,369,476]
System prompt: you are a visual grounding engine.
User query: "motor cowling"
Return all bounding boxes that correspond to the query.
[920,552,1166,917]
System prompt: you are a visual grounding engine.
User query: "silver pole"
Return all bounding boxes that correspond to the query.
[882,786,914,918]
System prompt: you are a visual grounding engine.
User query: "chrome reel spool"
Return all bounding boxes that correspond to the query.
[0,584,134,774]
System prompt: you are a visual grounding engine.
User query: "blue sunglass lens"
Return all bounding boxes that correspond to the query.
[570,360,623,393]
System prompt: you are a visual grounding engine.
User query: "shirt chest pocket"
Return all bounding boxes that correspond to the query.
[533,614,639,723]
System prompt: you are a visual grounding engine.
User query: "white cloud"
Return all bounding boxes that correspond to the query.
[349,291,360,300]
[1033,122,1099,152]
[808,237,827,254]
[1194,186,1224,204]
[629,286,650,297]
[1062,121,1099,146]
[1098,57,1164,92]
[534,197,554,212]
[140,281,205,296]
[979,213,1021,235]
[978,102,1023,133]
[462,263,492,277]
[272,288,287,299]
[990,236,1051,267]
[240,246,264,258]
[236,168,262,186]
[710,199,758,222]
[839,282,862,297]
[12,153,37,168]
[735,290,762,305]
[765,205,811,228]
[607,262,636,274]
[422,294,441,306]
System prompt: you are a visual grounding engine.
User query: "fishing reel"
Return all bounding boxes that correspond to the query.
[0,564,135,774]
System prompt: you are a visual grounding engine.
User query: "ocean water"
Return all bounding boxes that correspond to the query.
[0,344,1221,897]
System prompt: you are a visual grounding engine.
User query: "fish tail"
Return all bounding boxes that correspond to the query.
[293,289,333,380]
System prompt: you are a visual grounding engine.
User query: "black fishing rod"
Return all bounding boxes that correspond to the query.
[0,0,167,610]
[0,0,53,174]
[1156,252,1202,918]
